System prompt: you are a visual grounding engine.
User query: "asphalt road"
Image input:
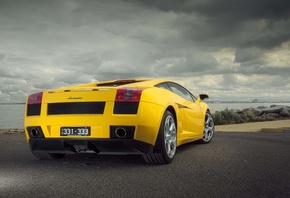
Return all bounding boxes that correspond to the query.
[0,132,290,198]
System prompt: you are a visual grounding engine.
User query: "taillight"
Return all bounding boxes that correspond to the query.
[115,89,143,102]
[27,92,43,104]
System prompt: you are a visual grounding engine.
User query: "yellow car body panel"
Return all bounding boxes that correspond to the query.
[24,79,212,161]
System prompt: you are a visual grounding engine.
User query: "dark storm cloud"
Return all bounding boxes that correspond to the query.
[0,53,5,60]
[242,32,290,49]
[238,66,290,77]
[127,0,290,20]
[127,0,290,49]
[152,52,217,76]
[234,48,264,63]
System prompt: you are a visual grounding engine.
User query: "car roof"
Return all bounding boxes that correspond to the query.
[48,79,174,92]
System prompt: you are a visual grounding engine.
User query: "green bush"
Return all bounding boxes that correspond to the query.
[257,113,278,122]
[212,108,243,125]
[212,108,278,125]
[240,109,257,122]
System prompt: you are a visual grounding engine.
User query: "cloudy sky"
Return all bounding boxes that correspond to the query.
[0,0,290,103]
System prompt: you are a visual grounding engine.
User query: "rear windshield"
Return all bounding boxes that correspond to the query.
[96,82,132,87]
[96,80,143,87]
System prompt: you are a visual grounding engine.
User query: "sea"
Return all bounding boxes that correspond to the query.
[1,103,290,129]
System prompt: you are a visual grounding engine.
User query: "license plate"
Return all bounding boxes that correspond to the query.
[60,127,90,136]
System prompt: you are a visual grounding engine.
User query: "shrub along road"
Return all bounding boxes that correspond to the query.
[0,132,290,197]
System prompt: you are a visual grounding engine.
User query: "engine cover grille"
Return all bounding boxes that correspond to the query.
[47,102,105,115]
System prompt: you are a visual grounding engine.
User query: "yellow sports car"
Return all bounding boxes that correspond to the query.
[24,79,214,164]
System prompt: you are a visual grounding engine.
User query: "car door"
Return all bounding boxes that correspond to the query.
[167,82,204,137]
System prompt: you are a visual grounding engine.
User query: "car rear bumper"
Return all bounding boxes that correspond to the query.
[29,138,154,155]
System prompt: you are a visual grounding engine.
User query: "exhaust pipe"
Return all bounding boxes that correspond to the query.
[31,127,40,138]
[115,127,127,138]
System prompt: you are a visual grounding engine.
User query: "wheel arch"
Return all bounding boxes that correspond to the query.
[151,105,177,146]
[143,106,177,164]
[166,105,177,126]
[206,108,211,114]
[200,101,211,117]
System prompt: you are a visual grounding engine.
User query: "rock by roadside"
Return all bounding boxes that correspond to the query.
[214,105,290,125]
[0,129,24,134]
[238,105,290,118]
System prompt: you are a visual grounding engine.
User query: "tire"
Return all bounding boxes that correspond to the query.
[32,151,66,160]
[143,111,177,165]
[200,111,214,144]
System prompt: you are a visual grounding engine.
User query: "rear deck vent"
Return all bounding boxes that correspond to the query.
[47,102,105,115]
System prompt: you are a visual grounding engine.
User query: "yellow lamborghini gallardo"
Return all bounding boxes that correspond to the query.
[24,79,214,164]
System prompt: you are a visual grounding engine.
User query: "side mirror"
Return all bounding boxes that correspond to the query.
[199,94,209,101]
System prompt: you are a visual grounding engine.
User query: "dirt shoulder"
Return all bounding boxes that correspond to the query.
[215,119,290,133]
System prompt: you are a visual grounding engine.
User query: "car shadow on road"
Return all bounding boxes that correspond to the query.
[176,140,200,154]
[29,141,201,167]
[51,153,146,167]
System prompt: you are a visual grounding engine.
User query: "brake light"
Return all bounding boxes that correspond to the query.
[27,92,43,104]
[115,89,143,102]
